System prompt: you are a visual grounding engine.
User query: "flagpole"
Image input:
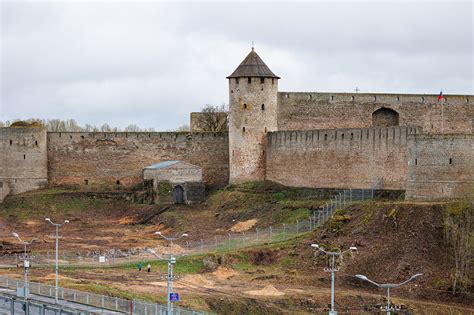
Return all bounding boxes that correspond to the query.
[441,101,444,134]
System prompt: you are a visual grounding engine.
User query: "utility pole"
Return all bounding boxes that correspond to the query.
[148,231,188,315]
[45,218,69,304]
[311,244,357,315]
[355,273,422,314]
[12,232,35,300]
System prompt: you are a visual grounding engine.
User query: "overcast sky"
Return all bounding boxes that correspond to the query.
[1,1,472,130]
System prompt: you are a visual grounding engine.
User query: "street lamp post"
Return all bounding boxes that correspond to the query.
[150,231,188,315]
[355,273,422,315]
[311,244,357,315]
[45,218,69,304]
[11,232,35,300]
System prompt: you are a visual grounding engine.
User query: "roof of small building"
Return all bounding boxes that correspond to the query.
[144,160,200,170]
[227,48,280,79]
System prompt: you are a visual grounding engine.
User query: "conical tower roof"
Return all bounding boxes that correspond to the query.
[227,48,280,79]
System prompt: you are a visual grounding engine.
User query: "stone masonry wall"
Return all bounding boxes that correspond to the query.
[0,127,48,202]
[47,131,229,189]
[278,92,473,134]
[266,126,422,190]
[406,134,474,200]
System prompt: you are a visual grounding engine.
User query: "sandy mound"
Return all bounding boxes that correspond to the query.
[244,285,285,296]
[118,216,136,225]
[212,266,237,280]
[182,275,214,288]
[230,219,258,232]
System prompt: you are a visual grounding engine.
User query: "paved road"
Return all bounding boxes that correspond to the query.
[0,288,124,314]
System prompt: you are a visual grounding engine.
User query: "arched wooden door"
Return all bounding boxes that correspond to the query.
[172,185,185,204]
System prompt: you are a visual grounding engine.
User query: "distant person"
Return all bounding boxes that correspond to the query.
[138,262,142,271]
[147,263,151,273]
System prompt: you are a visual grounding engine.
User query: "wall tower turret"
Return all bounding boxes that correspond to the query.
[227,49,279,183]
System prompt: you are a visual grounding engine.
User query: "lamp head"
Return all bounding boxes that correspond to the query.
[182,233,189,237]
[45,218,51,222]
[310,244,319,248]
[349,246,358,251]
[64,220,70,224]
[355,274,368,281]
[12,232,19,238]
[155,231,162,235]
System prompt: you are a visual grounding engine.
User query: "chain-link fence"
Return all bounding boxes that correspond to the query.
[0,189,375,268]
[0,276,207,315]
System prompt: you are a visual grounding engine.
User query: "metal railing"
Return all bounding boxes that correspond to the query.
[0,276,207,315]
[0,189,375,268]
[0,293,82,315]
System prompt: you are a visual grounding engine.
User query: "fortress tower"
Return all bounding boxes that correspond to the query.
[227,48,280,183]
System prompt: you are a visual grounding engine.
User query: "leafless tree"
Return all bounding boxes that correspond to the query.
[194,103,228,132]
[444,199,473,294]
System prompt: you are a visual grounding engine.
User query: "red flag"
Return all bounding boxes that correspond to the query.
[438,91,443,101]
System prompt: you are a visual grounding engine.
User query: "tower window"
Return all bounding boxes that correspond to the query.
[261,104,265,110]
[248,77,251,84]
[272,78,274,85]
[374,96,377,101]
[449,158,452,165]
[262,150,265,156]
[324,134,328,141]
[235,78,239,84]
[308,94,312,100]
[397,96,400,102]
[341,133,345,140]
[350,133,354,140]
[421,96,425,102]
[242,127,246,132]
[264,127,267,132]
[9,140,12,146]
[415,158,417,165]
[260,78,265,84]
[331,95,335,101]
[23,155,26,160]
[81,135,85,139]
[84,179,89,185]
[243,103,247,109]
[116,180,121,185]
[35,140,38,146]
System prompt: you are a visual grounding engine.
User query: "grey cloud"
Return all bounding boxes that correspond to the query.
[1,1,472,130]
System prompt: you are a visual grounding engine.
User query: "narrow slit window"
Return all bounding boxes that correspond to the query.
[35,140,38,146]
[324,134,328,141]
[243,103,247,109]
[260,78,264,84]
[23,155,26,160]
[116,180,121,185]
[351,96,355,101]
[397,96,400,102]
[242,127,246,132]
[261,104,265,110]
[84,179,89,185]
[247,77,251,84]
[235,78,239,84]
[449,158,452,165]
[9,140,12,146]
[331,95,335,101]
[415,158,418,165]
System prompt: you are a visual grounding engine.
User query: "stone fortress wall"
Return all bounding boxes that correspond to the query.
[46,131,229,190]
[277,92,472,134]
[406,134,474,200]
[266,126,422,190]
[0,127,48,202]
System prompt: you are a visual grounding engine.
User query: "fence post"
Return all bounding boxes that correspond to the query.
[101,295,105,307]
[86,294,89,305]
[115,297,119,310]
[283,224,286,239]
[296,220,299,235]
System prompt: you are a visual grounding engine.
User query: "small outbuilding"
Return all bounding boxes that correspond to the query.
[143,161,205,205]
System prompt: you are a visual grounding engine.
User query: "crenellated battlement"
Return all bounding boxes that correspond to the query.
[47,131,228,142]
[268,126,423,148]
